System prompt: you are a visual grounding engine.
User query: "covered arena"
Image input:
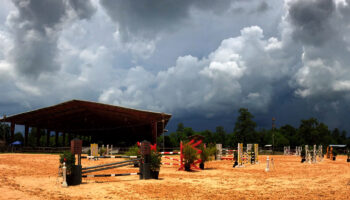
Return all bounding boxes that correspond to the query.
[0,100,171,146]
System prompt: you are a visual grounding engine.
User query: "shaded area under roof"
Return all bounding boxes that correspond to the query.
[1,100,171,145]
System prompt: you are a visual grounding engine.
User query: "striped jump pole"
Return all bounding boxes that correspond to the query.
[162,156,180,161]
[81,155,139,159]
[222,149,237,152]
[83,173,140,178]
[161,154,181,166]
[82,162,137,174]
[82,159,139,170]
[162,163,181,166]
[160,152,181,155]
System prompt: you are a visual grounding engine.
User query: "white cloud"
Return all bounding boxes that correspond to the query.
[113,29,157,59]
[99,25,290,117]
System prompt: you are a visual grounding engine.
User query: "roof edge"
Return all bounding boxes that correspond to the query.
[0,99,171,122]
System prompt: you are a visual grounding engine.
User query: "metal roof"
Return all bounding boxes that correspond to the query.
[0,99,171,138]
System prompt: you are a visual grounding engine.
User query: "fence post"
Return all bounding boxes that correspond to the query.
[140,140,151,179]
[70,139,82,185]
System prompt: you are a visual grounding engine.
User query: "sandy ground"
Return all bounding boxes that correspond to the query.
[1,154,350,200]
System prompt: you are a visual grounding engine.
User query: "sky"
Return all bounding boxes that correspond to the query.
[1,0,350,133]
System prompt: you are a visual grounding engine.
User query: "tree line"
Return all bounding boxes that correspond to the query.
[1,108,349,149]
[157,108,350,149]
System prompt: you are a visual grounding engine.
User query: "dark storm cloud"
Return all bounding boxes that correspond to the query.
[287,0,335,46]
[8,0,96,78]
[99,0,236,40]
[256,1,269,13]
[68,0,96,20]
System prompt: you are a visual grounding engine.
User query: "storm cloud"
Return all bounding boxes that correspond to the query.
[8,0,96,77]
[100,0,237,40]
[1,0,350,132]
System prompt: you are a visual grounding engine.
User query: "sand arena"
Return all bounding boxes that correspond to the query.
[0,154,350,199]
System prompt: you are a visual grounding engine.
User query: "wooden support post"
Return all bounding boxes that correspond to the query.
[24,125,29,146]
[10,122,15,143]
[55,131,59,147]
[68,133,72,144]
[46,130,50,146]
[151,121,157,144]
[62,132,66,146]
[36,128,41,147]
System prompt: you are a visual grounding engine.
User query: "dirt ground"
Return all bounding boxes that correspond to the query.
[1,154,350,200]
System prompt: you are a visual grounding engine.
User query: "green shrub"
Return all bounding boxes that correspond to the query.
[183,143,198,170]
[99,147,106,156]
[199,144,210,163]
[125,145,140,156]
[206,143,217,157]
[150,150,162,171]
[59,151,75,174]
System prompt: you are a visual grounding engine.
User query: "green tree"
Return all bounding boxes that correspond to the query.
[213,126,226,146]
[332,128,341,144]
[274,131,289,147]
[177,123,184,133]
[167,123,188,147]
[233,108,257,144]
[257,129,272,146]
[184,127,195,138]
[157,135,173,148]
[317,123,333,145]
[226,132,238,148]
[14,132,24,142]
[176,123,187,141]
[298,118,319,145]
[168,132,179,147]
[340,131,347,144]
[199,130,214,145]
[279,124,297,146]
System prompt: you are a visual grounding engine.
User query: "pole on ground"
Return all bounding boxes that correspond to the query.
[62,162,68,187]
[216,144,222,160]
[265,156,270,172]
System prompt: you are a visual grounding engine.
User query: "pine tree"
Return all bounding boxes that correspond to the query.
[233,108,256,144]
